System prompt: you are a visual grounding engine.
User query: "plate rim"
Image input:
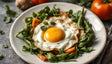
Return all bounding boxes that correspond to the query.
[9,2,107,64]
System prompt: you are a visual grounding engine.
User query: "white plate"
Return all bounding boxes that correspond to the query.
[10,2,107,64]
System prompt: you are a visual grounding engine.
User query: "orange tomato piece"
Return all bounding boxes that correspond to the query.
[37,54,47,62]
[65,47,75,54]
[32,18,41,28]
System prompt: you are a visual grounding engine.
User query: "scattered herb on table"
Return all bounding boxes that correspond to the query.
[3,16,12,23]
[0,30,5,35]
[3,45,8,48]
[2,5,20,24]
[0,55,4,60]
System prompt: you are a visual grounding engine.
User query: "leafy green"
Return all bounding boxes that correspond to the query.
[84,20,92,33]
[46,53,57,62]
[79,33,95,47]
[33,5,60,21]
[77,7,84,29]
[56,53,68,61]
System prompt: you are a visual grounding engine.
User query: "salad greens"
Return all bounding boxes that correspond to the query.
[16,5,95,62]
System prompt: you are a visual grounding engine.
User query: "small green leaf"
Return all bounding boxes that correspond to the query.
[3,16,12,23]
[43,22,48,25]
[50,22,56,25]
[32,12,37,17]
[0,55,4,60]
[3,45,8,48]
[0,30,5,35]
[41,26,47,31]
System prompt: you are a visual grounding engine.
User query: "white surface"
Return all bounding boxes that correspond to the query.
[10,2,107,64]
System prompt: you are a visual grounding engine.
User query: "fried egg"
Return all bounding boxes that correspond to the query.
[32,15,79,51]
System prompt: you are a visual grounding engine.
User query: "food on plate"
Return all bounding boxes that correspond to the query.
[16,5,95,62]
[91,0,112,20]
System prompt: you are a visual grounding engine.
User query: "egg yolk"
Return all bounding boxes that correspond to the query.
[44,27,65,43]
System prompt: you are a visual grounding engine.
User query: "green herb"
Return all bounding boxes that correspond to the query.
[43,22,48,25]
[3,5,19,17]
[58,49,64,54]
[3,45,8,48]
[3,16,12,23]
[32,12,37,17]
[77,7,84,29]
[46,53,57,62]
[0,30,5,35]
[56,53,68,61]
[41,26,47,31]
[22,46,29,51]
[50,22,56,25]
[79,33,95,47]
[0,55,4,60]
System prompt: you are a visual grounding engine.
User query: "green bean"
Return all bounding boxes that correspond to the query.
[84,20,92,33]
[56,53,68,61]
[77,7,84,29]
